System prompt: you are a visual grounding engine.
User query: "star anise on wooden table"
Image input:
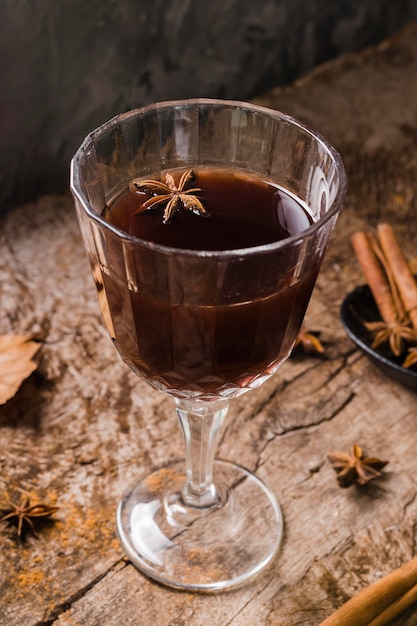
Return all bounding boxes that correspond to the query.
[327,444,388,488]
[130,169,208,224]
[294,326,325,355]
[1,493,59,538]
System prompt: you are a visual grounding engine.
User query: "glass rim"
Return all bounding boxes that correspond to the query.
[70,98,347,258]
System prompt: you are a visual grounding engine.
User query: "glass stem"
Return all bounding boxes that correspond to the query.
[175,398,229,509]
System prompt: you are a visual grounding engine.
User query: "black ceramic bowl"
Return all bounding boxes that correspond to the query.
[340,284,417,390]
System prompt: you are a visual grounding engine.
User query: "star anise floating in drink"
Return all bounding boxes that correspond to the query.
[130,169,208,224]
[327,444,388,488]
[1,493,59,538]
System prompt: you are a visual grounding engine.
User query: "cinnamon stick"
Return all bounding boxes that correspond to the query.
[369,233,406,321]
[367,581,417,626]
[319,556,417,626]
[377,223,417,330]
[351,231,399,325]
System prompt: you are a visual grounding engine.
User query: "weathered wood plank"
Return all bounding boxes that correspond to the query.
[1,19,417,626]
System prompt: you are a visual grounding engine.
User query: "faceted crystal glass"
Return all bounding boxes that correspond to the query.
[70,99,346,591]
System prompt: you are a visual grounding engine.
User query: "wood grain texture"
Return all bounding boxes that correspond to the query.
[1,20,417,626]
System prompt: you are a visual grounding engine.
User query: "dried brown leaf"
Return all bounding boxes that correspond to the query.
[0,335,41,404]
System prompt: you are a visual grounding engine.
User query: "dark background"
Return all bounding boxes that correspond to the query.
[1,0,417,210]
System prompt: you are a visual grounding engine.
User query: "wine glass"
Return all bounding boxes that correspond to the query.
[70,99,346,591]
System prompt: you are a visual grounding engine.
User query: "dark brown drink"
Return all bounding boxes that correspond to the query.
[101,167,319,396]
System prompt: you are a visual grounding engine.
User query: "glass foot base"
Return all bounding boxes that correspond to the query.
[116,459,283,591]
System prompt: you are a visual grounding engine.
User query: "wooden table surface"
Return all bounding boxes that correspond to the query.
[2,20,417,626]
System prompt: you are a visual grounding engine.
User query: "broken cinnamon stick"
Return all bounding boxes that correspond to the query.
[377,223,417,330]
[351,231,399,325]
[319,556,417,626]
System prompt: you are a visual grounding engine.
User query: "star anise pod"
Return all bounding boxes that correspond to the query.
[1,493,59,538]
[327,444,388,488]
[403,347,417,369]
[294,326,324,355]
[129,169,208,224]
[365,320,417,357]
